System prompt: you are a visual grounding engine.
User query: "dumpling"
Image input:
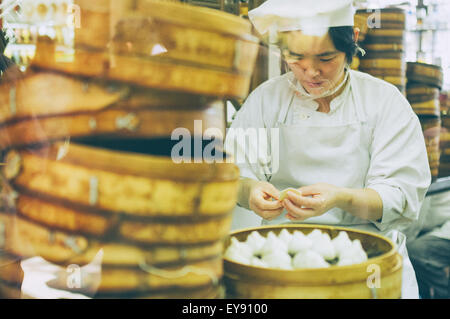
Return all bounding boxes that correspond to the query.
[307,229,324,241]
[292,250,330,269]
[279,188,302,201]
[260,231,288,256]
[332,231,353,257]
[224,237,253,265]
[278,229,293,245]
[262,250,292,270]
[245,231,266,255]
[288,231,312,254]
[337,239,368,266]
[310,232,337,261]
[250,257,269,268]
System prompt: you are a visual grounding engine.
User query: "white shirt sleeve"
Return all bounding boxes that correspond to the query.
[224,88,266,181]
[366,90,432,232]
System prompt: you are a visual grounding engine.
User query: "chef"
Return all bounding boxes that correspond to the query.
[225,0,431,299]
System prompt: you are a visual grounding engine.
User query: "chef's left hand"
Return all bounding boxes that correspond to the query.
[281,183,343,221]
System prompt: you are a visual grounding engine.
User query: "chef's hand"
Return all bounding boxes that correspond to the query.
[249,181,284,221]
[282,183,343,221]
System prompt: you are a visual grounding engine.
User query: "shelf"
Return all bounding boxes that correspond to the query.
[426,176,450,196]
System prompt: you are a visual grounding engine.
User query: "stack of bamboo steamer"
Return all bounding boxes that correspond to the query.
[439,92,450,178]
[0,0,259,299]
[406,62,444,181]
[356,8,407,95]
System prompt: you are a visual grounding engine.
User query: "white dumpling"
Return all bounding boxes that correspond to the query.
[332,231,353,257]
[292,250,330,269]
[245,231,266,255]
[278,229,294,245]
[224,237,253,265]
[262,250,292,270]
[260,231,288,256]
[288,231,312,254]
[310,232,337,261]
[337,239,368,266]
[307,229,324,241]
[250,257,269,268]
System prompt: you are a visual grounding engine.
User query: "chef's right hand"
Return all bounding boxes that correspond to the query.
[249,181,284,221]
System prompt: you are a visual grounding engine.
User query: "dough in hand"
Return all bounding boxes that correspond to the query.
[279,188,302,201]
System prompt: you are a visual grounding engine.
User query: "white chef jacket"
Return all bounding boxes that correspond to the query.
[225,70,431,299]
[226,70,431,234]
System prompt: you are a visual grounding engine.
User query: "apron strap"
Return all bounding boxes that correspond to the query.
[276,92,295,126]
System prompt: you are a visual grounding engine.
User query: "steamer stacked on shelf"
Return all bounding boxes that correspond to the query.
[406,62,444,181]
[356,8,407,95]
[0,0,259,299]
[439,92,450,178]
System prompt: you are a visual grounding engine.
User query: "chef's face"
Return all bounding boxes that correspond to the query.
[282,30,347,96]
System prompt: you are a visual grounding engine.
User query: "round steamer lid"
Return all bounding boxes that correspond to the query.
[135,0,254,38]
[407,61,443,72]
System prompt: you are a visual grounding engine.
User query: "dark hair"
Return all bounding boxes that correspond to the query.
[328,26,360,64]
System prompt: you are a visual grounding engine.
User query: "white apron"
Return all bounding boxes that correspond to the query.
[233,74,419,298]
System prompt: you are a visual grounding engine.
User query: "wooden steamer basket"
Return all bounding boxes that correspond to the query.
[224,225,402,299]
[32,0,260,99]
[407,62,444,90]
[0,72,226,148]
[0,140,239,297]
[359,31,406,94]
[407,85,441,117]
[418,117,441,181]
[355,8,406,31]
[439,115,450,178]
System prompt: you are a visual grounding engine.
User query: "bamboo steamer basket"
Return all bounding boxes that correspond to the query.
[93,284,225,299]
[0,253,23,283]
[360,58,404,70]
[2,142,239,218]
[359,67,405,77]
[0,211,225,266]
[440,91,449,116]
[224,225,402,299]
[419,116,441,181]
[33,0,260,99]
[75,0,254,48]
[0,251,23,298]
[74,0,112,50]
[44,257,223,294]
[364,43,403,52]
[0,72,226,148]
[439,115,450,177]
[407,85,441,116]
[364,29,405,45]
[32,38,256,99]
[407,62,444,90]
[355,8,406,31]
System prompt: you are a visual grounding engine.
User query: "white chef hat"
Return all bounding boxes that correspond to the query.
[249,0,355,36]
